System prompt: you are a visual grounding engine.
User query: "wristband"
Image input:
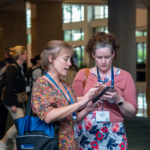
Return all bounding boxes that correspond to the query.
[116,98,124,106]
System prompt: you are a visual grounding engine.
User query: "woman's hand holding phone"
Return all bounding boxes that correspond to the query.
[102,87,122,103]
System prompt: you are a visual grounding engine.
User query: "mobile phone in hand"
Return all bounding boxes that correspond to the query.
[107,85,114,92]
[92,86,114,103]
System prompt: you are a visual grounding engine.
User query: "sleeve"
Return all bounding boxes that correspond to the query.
[72,69,85,97]
[31,79,57,120]
[5,65,18,106]
[123,74,138,112]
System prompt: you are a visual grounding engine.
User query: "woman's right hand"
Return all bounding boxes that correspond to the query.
[11,105,17,113]
[78,87,101,107]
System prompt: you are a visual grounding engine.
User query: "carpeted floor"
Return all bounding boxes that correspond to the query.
[124,116,150,150]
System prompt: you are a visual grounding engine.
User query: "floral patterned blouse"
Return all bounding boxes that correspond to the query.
[90,68,121,84]
[31,78,77,149]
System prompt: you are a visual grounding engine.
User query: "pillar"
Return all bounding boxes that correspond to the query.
[31,2,63,56]
[146,7,150,103]
[108,0,136,82]
[0,0,27,61]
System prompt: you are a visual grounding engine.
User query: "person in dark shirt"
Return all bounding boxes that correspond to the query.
[0,47,13,76]
[0,46,28,150]
[0,47,13,140]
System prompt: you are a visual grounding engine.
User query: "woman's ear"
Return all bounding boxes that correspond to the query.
[92,51,95,59]
[48,55,53,63]
[112,50,115,58]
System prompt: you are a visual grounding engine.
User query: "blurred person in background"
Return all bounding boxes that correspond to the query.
[30,55,43,81]
[0,47,13,139]
[26,55,43,87]
[0,45,28,150]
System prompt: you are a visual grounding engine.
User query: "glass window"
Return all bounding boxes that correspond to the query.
[94,5,108,19]
[137,43,147,63]
[63,4,84,23]
[94,26,108,34]
[64,30,71,41]
[72,29,84,41]
[135,31,147,37]
[64,29,84,41]
[63,5,71,23]
[27,34,31,44]
[73,46,84,67]
[26,9,31,28]
[144,31,147,36]
[143,43,147,63]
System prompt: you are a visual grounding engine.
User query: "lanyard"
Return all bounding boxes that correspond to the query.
[45,72,76,120]
[97,66,114,86]
[97,66,114,111]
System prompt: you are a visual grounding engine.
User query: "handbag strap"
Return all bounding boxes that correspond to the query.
[83,68,90,89]
[26,91,33,116]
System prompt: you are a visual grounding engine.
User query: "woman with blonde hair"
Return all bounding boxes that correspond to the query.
[31,40,101,149]
[0,45,28,150]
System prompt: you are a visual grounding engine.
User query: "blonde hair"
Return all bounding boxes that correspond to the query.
[42,40,74,70]
[10,45,27,60]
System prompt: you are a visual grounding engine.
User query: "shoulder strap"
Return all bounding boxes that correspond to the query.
[26,91,33,116]
[32,67,40,72]
[11,63,18,70]
[83,68,90,89]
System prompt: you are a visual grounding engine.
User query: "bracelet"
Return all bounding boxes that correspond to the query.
[116,97,124,105]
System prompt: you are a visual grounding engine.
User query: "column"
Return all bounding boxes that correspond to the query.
[84,6,94,67]
[0,0,27,61]
[31,2,63,56]
[146,7,150,103]
[108,0,136,82]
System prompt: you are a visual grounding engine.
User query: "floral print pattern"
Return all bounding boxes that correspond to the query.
[91,68,121,84]
[76,68,128,150]
[77,111,127,150]
[31,78,77,149]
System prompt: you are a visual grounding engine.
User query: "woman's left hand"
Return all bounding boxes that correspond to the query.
[102,87,122,103]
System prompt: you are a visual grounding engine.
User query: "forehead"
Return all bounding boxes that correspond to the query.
[23,50,27,54]
[95,47,112,55]
[58,50,72,57]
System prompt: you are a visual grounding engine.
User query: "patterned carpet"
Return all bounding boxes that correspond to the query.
[124,116,150,150]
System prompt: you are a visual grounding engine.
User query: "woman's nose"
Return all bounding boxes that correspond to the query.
[68,60,72,66]
[102,58,106,64]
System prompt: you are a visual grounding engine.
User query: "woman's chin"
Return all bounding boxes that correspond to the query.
[100,67,108,71]
[60,73,67,77]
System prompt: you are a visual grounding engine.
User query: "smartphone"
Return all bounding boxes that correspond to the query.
[107,85,114,92]
[92,86,114,103]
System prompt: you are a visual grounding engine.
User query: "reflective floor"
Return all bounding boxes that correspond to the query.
[136,82,148,118]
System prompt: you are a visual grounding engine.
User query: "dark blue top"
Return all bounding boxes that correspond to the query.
[0,57,13,69]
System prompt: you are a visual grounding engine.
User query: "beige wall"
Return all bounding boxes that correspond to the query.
[136,8,147,29]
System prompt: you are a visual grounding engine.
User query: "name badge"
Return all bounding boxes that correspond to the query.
[26,86,31,93]
[96,111,110,122]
